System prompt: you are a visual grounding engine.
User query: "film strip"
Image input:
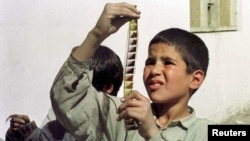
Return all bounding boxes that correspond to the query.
[123,19,139,130]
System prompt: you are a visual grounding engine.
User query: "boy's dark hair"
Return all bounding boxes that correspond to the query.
[92,45,123,96]
[149,28,209,77]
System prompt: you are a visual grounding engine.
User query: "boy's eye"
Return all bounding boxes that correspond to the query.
[145,58,155,66]
[164,60,173,65]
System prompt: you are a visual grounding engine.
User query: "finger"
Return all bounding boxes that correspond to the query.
[118,98,143,113]
[118,91,150,113]
[117,106,143,121]
[117,108,128,121]
[20,115,30,123]
[106,2,140,19]
[11,114,30,124]
[116,2,141,17]
[11,122,24,130]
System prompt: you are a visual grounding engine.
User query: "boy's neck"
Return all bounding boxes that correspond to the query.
[153,103,190,128]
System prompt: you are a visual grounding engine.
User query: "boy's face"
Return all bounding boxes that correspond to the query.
[143,43,193,104]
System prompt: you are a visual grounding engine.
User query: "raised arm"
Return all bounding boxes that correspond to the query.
[50,2,140,141]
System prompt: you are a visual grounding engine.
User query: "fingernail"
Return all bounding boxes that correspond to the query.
[121,97,125,102]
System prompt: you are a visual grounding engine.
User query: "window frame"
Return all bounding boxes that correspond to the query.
[190,0,237,33]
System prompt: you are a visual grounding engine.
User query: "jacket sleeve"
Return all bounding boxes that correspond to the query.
[50,52,125,141]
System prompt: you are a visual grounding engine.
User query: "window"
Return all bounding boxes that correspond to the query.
[190,0,237,33]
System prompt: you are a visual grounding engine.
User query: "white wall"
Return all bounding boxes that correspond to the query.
[0,0,189,138]
[1,0,250,139]
[189,0,250,121]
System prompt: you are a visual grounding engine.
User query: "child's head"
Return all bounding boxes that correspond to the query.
[143,28,209,103]
[149,28,209,77]
[92,45,123,96]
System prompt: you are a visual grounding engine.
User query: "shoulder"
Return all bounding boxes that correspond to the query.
[188,106,216,126]
[105,94,122,107]
[187,117,215,134]
[190,118,216,130]
[195,118,216,125]
[185,118,215,141]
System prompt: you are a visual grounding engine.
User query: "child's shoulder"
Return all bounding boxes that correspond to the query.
[105,94,122,106]
[195,117,217,125]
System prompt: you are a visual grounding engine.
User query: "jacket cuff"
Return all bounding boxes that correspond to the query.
[18,121,38,138]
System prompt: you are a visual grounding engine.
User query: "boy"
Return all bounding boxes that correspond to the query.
[5,46,123,141]
[50,2,215,141]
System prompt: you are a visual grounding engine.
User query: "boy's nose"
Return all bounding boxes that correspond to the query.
[150,63,162,75]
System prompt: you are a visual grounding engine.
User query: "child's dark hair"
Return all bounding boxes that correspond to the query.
[92,45,123,96]
[149,28,209,77]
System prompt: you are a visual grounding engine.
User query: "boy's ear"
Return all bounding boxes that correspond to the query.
[189,70,205,90]
[104,84,114,94]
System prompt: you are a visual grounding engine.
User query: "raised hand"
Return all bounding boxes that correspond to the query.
[74,2,141,62]
[117,90,160,140]
[94,2,141,38]
[7,114,30,131]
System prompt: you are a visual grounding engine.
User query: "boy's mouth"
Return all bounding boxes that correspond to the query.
[147,80,163,91]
